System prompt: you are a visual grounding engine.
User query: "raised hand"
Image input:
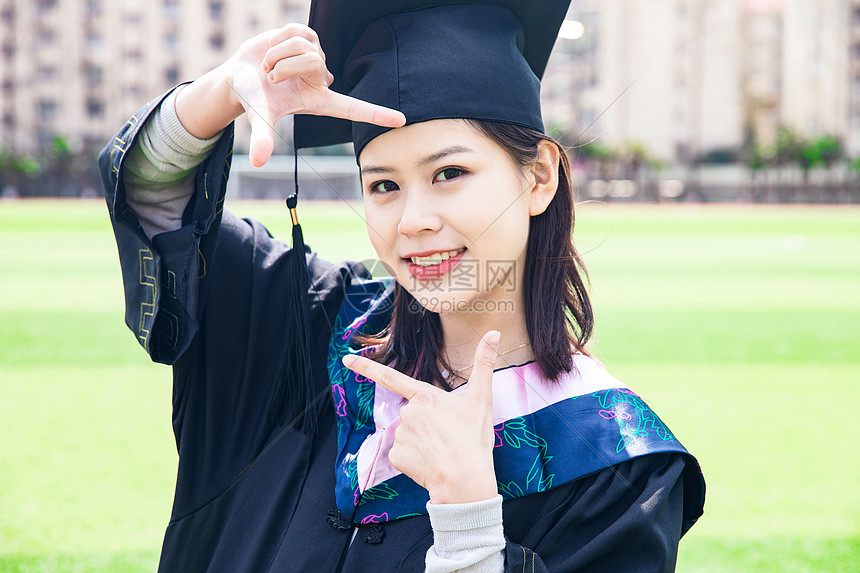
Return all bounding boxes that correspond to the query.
[174,23,406,167]
[343,331,501,504]
[236,24,405,166]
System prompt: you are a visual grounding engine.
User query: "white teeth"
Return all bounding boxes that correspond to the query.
[410,249,463,266]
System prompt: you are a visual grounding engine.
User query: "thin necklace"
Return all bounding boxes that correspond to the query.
[440,342,531,384]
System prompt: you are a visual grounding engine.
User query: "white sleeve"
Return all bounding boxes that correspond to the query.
[122,87,224,239]
[425,496,506,573]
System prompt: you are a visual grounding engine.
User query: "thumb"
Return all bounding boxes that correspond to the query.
[247,107,276,168]
[465,330,501,400]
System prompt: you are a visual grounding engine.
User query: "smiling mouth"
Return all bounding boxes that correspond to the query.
[407,248,466,267]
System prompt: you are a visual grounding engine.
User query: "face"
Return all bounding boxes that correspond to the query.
[359,119,535,315]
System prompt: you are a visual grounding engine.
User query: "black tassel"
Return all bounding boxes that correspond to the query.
[267,128,317,434]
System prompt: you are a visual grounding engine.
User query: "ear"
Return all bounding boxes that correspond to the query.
[528,141,560,216]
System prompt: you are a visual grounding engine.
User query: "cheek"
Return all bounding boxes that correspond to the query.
[364,205,396,259]
[472,183,531,245]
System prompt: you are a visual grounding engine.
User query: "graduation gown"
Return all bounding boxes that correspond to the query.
[98,91,705,573]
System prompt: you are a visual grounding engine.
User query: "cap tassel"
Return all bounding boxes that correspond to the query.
[268,134,317,434]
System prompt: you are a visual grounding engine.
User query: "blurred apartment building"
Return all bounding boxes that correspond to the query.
[3,0,860,163]
[0,0,309,156]
[543,0,860,162]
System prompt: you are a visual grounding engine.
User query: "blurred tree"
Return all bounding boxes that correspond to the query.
[575,140,617,181]
[623,141,663,201]
[48,135,75,195]
[774,126,803,167]
[797,135,842,189]
[577,140,615,162]
[0,148,41,196]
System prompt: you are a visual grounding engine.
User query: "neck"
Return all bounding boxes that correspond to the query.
[438,300,533,374]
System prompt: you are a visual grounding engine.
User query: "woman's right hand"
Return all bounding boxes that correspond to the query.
[175,24,406,167]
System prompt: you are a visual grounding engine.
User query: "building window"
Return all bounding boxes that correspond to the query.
[1,7,14,24]
[37,0,58,15]
[164,31,179,51]
[2,42,14,60]
[37,27,55,46]
[209,32,225,50]
[163,0,179,18]
[2,79,12,94]
[123,85,143,99]
[86,30,102,51]
[85,1,102,16]
[3,112,14,128]
[124,49,143,61]
[38,99,57,121]
[165,67,179,84]
[37,66,57,82]
[209,1,224,19]
[86,99,104,118]
[83,63,103,87]
[123,12,142,26]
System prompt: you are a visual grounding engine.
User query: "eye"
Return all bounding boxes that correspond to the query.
[434,167,465,182]
[368,180,399,194]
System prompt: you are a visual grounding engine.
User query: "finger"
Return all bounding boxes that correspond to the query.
[246,109,275,168]
[267,24,321,52]
[317,90,407,128]
[464,331,501,400]
[262,36,323,74]
[342,354,425,400]
[268,52,330,86]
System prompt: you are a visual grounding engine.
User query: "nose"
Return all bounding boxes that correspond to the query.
[396,189,442,236]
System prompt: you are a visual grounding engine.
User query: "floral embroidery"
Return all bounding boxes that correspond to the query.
[591,388,675,453]
[342,316,367,342]
[494,417,554,495]
[355,375,375,430]
[493,423,505,447]
[332,384,347,418]
[346,458,360,506]
[360,513,389,524]
[358,482,399,506]
[497,480,525,498]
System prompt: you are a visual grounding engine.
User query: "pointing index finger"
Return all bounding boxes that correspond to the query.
[318,90,406,128]
[342,354,423,400]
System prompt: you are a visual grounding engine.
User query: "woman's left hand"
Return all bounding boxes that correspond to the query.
[342,331,501,504]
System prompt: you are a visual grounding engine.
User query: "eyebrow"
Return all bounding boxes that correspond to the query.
[360,145,476,176]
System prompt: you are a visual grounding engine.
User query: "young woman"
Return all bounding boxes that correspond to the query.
[100,1,704,571]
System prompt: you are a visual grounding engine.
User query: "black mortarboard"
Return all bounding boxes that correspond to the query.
[278,0,571,433]
[294,0,571,155]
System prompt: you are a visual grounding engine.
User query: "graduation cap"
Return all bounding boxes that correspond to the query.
[295,0,572,154]
[277,0,572,432]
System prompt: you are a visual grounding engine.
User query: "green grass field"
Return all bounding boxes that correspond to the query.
[1,199,858,572]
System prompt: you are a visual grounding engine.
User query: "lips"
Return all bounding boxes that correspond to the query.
[407,247,466,267]
[405,248,467,280]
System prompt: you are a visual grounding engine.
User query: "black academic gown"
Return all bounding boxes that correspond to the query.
[99,89,704,573]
